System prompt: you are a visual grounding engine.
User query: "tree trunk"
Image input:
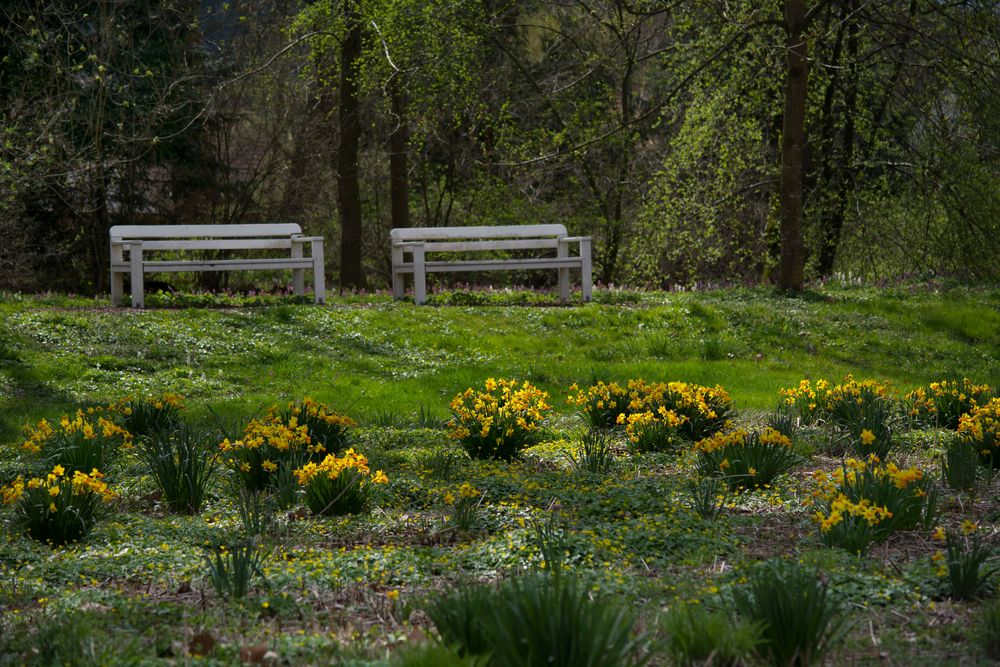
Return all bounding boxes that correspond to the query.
[337,0,367,290]
[817,1,859,277]
[778,0,809,291]
[388,78,410,229]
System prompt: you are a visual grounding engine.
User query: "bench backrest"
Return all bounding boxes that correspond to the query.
[110,224,305,252]
[391,224,568,254]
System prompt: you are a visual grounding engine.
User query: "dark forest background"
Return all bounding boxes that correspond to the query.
[2,0,998,294]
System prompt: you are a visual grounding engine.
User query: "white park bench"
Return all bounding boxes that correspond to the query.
[390,224,592,305]
[109,224,325,308]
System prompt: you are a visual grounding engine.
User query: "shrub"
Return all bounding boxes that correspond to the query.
[811,457,936,554]
[115,392,185,439]
[428,575,648,667]
[780,376,894,424]
[662,604,762,667]
[219,414,324,492]
[293,449,388,516]
[694,427,799,490]
[21,411,131,474]
[280,397,356,454]
[934,525,998,599]
[830,387,901,460]
[907,379,992,429]
[138,425,218,514]
[629,380,733,441]
[685,477,727,520]
[942,436,980,492]
[448,378,551,460]
[442,482,482,531]
[979,597,1000,660]
[620,408,686,453]
[733,559,848,667]
[2,465,116,545]
[566,381,630,430]
[205,540,267,600]
[568,430,616,474]
[958,398,1000,468]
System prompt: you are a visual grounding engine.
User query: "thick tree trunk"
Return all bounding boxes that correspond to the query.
[778,0,809,291]
[388,79,410,230]
[337,0,367,290]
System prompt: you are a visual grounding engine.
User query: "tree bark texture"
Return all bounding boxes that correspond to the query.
[337,0,367,290]
[778,0,809,291]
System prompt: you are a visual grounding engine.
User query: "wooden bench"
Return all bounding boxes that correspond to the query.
[109,224,325,308]
[390,224,592,305]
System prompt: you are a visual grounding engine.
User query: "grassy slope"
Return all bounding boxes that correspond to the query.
[1,286,999,664]
[2,286,998,446]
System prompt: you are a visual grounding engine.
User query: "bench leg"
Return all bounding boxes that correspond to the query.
[291,242,305,296]
[580,238,593,302]
[557,239,570,303]
[413,246,427,305]
[110,244,123,306]
[129,244,144,309]
[391,245,404,299]
[312,238,326,304]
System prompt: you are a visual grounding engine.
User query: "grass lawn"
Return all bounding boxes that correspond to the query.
[1,284,999,664]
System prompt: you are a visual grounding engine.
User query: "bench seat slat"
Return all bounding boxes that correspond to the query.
[409,239,561,253]
[113,258,314,273]
[390,224,567,242]
[110,223,303,239]
[119,239,294,251]
[394,257,582,273]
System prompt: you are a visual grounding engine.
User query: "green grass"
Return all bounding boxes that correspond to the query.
[1,285,999,664]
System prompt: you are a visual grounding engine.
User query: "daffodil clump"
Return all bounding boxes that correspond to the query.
[907,379,992,430]
[618,407,686,453]
[114,392,185,439]
[931,521,996,598]
[629,380,734,441]
[780,375,894,423]
[958,398,1000,467]
[566,381,630,430]
[220,414,323,491]
[694,427,798,490]
[448,378,551,460]
[280,397,356,454]
[440,482,482,530]
[1,465,116,545]
[811,457,935,554]
[21,409,132,473]
[293,449,388,516]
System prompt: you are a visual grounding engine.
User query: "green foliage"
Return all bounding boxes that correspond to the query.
[392,643,488,667]
[942,436,980,492]
[662,603,763,667]
[695,428,800,491]
[979,597,1000,661]
[831,388,901,460]
[733,560,849,667]
[428,575,648,667]
[568,430,616,475]
[685,477,727,520]
[138,425,218,514]
[942,530,998,600]
[118,393,184,440]
[6,465,114,546]
[205,541,267,600]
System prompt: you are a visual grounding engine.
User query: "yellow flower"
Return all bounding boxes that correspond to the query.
[860,429,875,446]
[443,492,456,505]
[932,526,946,541]
[386,589,400,601]
[961,519,978,535]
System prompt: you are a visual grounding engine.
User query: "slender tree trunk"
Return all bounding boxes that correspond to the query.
[817,0,859,276]
[388,79,410,229]
[778,0,809,291]
[337,0,366,290]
